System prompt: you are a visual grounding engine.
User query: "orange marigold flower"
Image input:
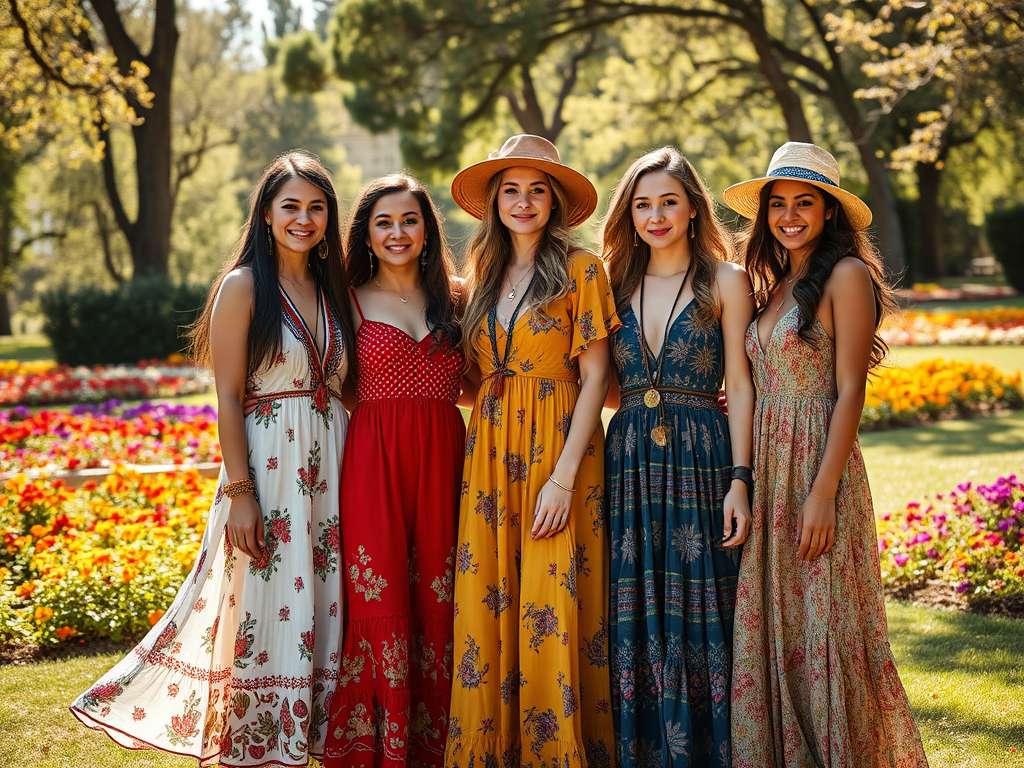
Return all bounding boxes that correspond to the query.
[55,626,77,640]
[34,606,54,622]
[148,609,165,626]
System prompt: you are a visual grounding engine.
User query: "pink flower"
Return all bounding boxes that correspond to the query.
[912,532,932,545]
[894,553,910,567]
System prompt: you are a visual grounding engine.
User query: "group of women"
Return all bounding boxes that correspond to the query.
[71,136,930,768]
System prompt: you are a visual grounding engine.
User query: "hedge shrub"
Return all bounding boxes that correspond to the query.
[40,277,207,366]
[986,204,1024,292]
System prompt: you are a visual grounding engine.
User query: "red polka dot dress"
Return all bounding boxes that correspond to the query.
[323,293,465,768]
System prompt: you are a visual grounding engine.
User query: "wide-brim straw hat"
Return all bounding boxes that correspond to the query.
[451,134,598,228]
[723,142,872,230]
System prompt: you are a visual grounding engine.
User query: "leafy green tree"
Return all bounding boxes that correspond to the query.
[325,0,913,274]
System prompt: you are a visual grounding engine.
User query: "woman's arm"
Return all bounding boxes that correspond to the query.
[210,269,264,560]
[798,257,876,561]
[604,364,621,411]
[457,361,481,409]
[532,337,611,539]
[717,262,755,547]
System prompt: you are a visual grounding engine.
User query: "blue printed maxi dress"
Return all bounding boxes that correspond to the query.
[605,301,740,768]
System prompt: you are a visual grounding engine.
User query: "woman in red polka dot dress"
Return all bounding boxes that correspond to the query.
[323,174,469,768]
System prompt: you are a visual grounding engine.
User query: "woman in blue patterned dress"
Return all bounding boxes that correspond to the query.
[600,147,755,767]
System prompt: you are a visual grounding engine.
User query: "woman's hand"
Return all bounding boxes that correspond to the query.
[532,478,573,539]
[721,481,751,547]
[797,491,836,561]
[226,493,266,560]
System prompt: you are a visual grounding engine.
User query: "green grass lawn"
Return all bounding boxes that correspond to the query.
[0,333,52,361]
[861,410,1024,512]
[2,602,1019,768]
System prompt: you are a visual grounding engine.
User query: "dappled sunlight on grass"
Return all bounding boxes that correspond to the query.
[888,600,1024,767]
[862,411,1024,514]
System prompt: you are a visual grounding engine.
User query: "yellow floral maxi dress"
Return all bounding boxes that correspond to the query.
[445,252,620,768]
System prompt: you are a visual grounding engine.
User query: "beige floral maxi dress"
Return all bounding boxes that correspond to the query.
[70,287,348,767]
[730,307,929,768]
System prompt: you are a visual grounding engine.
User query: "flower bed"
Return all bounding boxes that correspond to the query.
[881,308,1024,346]
[0,358,212,406]
[0,401,221,473]
[862,359,1023,429]
[879,474,1024,613]
[895,283,1017,304]
[0,469,215,645]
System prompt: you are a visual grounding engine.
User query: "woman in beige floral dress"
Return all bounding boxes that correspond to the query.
[723,143,929,767]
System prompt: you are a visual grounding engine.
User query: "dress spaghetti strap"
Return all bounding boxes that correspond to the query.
[349,287,365,321]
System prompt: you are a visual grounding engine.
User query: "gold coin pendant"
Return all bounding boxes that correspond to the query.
[644,388,661,408]
[651,425,668,447]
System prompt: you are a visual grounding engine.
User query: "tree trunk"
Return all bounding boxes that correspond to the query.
[89,0,179,277]
[129,97,175,275]
[855,141,907,280]
[915,161,944,280]
[0,195,11,336]
[745,25,813,142]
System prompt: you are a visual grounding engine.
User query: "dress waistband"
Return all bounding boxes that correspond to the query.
[248,387,342,404]
[619,387,720,411]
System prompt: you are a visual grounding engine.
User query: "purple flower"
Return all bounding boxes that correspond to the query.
[894,553,910,567]
[926,548,940,559]
[912,532,932,545]
[957,482,972,493]
[998,517,1015,532]
[955,580,971,594]
[1014,501,1024,513]
[931,513,947,525]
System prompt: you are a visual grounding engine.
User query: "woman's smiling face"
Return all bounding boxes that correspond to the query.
[766,180,828,258]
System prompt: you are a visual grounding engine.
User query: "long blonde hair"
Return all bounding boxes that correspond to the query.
[461,170,575,360]
[601,147,732,325]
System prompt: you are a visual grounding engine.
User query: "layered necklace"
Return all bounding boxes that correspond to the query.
[635,261,694,447]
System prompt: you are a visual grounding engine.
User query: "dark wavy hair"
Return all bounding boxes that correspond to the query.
[344,173,461,372]
[188,151,355,376]
[742,180,896,369]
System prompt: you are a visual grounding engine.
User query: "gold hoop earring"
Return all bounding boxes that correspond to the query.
[318,238,328,260]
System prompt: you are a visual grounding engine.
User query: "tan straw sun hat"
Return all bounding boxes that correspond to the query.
[723,142,872,230]
[451,134,598,228]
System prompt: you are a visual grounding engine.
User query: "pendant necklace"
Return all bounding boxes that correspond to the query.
[374,278,418,304]
[487,272,537,398]
[636,262,692,447]
[506,264,535,302]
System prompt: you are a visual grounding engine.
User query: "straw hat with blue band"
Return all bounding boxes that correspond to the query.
[451,134,598,229]
[723,142,873,231]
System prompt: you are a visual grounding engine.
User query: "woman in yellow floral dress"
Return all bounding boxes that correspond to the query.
[444,135,619,768]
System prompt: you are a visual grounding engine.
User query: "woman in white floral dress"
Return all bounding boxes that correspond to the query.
[70,151,355,767]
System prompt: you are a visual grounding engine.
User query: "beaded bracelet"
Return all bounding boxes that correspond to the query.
[223,478,256,498]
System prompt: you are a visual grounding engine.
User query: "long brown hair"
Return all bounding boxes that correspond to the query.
[742,180,896,368]
[344,173,461,374]
[188,151,355,376]
[600,147,732,324]
[461,170,575,360]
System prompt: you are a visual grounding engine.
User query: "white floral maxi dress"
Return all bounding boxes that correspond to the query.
[71,287,349,767]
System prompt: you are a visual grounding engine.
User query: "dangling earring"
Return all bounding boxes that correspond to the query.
[368,247,376,277]
[421,237,428,268]
[689,217,695,239]
[318,238,328,260]
[633,230,639,247]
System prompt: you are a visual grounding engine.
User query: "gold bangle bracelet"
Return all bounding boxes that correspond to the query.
[547,476,577,493]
